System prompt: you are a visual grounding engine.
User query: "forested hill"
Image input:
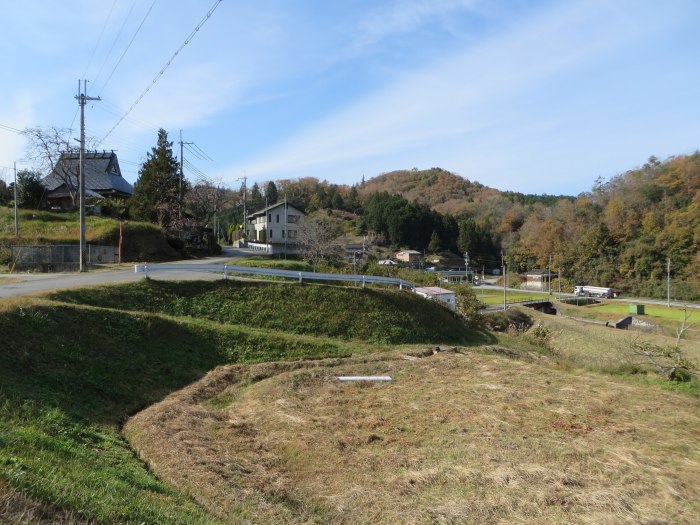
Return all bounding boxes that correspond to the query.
[241,155,700,299]
[358,167,571,216]
[506,153,700,298]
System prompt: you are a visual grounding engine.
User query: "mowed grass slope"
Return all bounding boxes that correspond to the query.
[126,350,700,525]
[51,279,486,345]
[1,280,479,523]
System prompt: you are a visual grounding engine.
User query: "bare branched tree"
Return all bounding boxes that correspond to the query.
[22,126,97,207]
[186,176,232,225]
[297,217,342,271]
[631,309,698,381]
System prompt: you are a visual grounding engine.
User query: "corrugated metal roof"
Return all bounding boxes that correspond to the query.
[42,151,133,196]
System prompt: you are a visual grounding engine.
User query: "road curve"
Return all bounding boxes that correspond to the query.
[0,247,256,299]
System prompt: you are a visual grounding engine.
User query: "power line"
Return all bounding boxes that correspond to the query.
[97,0,158,96]
[190,142,213,161]
[92,0,139,87]
[99,0,223,144]
[184,143,208,161]
[93,100,160,133]
[0,122,23,134]
[83,0,119,79]
[184,158,208,179]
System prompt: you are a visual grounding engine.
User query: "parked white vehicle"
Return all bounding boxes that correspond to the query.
[573,285,613,298]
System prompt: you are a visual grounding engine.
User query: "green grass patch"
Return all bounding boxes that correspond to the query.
[227,256,312,272]
[51,279,488,345]
[475,288,553,305]
[0,401,217,525]
[0,299,366,523]
[588,302,696,323]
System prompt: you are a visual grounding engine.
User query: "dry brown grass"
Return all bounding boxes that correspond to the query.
[125,349,700,524]
[529,310,700,372]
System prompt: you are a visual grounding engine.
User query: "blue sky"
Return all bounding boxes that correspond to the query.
[1,0,699,196]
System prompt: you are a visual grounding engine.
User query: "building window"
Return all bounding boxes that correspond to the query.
[288,215,298,223]
[276,214,280,223]
[268,213,272,222]
[269,229,273,238]
[282,230,285,238]
[288,229,297,239]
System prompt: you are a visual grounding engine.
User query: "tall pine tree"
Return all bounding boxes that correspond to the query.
[131,129,182,230]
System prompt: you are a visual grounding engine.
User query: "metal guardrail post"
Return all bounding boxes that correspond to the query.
[144,264,148,278]
[298,272,302,284]
[362,275,365,288]
[224,264,228,280]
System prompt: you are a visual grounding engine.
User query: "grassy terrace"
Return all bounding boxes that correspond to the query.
[127,348,700,524]
[0,280,487,523]
[1,276,698,523]
[50,279,482,345]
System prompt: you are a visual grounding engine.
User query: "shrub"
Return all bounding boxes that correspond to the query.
[454,284,484,328]
[529,323,552,348]
[483,309,533,333]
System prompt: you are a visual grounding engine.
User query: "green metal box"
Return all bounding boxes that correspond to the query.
[629,304,645,315]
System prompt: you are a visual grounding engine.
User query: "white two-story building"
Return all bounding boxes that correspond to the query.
[245,202,305,254]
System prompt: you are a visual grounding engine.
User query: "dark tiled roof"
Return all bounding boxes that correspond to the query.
[42,151,133,196]
[246,202,304,219]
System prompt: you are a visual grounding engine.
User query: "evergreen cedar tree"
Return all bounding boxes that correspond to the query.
[130,129,183,230]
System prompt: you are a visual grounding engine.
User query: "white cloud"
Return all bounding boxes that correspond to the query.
[221,0,696,192]
[356,0,481,47]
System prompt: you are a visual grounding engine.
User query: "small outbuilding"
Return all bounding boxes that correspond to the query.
[522,269,552,291]
[414,286,456,310]
[395,249,421,266]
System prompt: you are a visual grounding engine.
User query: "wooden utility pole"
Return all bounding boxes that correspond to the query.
[75,80,100,272]
[502,252,507,311]
[13,161,18,236]
[667,258,671,308]
[464,251,469,282]
[178,130,193,221]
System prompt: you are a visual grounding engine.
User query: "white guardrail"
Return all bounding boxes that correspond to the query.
[134,263,416,291]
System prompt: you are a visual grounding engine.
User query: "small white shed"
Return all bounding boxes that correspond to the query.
[414,286,456,310]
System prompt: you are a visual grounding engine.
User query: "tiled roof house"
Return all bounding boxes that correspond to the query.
[42,151,133,207]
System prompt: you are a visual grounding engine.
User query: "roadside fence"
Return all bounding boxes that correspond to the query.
[133,263,416,291]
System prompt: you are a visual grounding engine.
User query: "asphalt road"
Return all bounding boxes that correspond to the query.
[0,246,257,299]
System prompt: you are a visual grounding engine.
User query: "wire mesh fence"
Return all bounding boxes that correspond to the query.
[11,244,118,271]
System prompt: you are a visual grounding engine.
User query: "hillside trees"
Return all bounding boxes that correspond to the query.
[264,181,279,205]
[248,182,263,211]
[0,179,9,205]
[457,218,496,266]
[362,192,458,251]
[9,170,44,208]
[15,170,45,208]
[130,129,183,230]
[503,153,700,298]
